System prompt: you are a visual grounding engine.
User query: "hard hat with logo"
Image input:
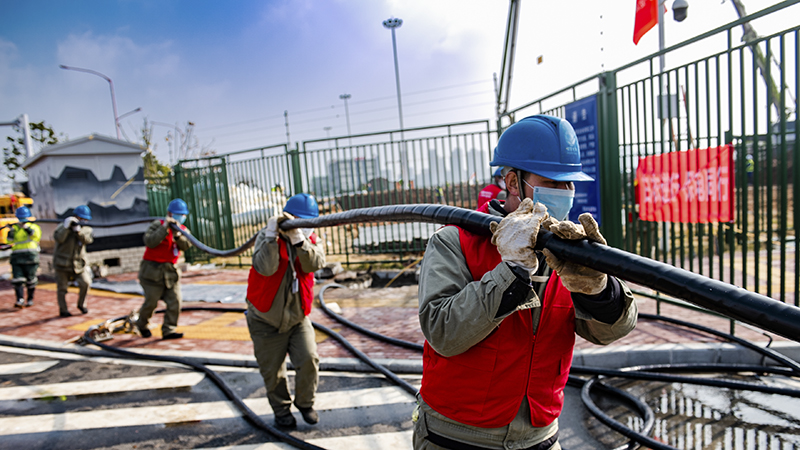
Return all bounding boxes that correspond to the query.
[73,205,92,220]
[284,193,319,219]
[490,114,593,182]
[168,198,189,215]
[15,206,32,220]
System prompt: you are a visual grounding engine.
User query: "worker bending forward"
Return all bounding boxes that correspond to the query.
[415,115,638,450]
[246,193,326,429]
[136,199,192,340]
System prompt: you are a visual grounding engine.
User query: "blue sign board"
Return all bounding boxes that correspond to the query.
[565,95,601,224]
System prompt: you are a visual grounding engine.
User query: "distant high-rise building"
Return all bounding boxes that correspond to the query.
[328,156,381,194]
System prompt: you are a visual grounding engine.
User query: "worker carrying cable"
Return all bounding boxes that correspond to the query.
[246,193,326,430]
[414,115,638,450]
[135,198,192,340]
[53,205,94,317]
[6,207,41,308]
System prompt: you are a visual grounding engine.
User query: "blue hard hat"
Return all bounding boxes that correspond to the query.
[493,167,503,178]
[73,205,92,220]
[490,114,593,182]
[15,206,31,220]
[168,198,189,215]
[284,193,319,219]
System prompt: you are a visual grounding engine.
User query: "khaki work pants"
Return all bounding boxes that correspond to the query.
[247,306,319,416]
[137,281,182,335]
[55,269,91,314]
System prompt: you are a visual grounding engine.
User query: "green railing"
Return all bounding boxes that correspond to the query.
[501,1,799,310]
[300,121,494,264]
[145,3,799,310]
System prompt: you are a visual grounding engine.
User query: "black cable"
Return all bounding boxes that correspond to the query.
[567,375,655,450]
[66,204,798,342]
[637,312,800,373]
[178,203,800,342]
[581,376,677,450]
[81,327,327,450]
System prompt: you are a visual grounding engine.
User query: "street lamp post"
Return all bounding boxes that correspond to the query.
[59,65,121,140]
[339,94,353,146]
[383,17,409,189]
[382,18,405,131]
[339,94,353,137]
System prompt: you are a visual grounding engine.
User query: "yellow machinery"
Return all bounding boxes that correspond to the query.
[0,193,34,243]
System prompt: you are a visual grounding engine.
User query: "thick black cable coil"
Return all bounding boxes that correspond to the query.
[162,203,800,341]
[41,204,800,342]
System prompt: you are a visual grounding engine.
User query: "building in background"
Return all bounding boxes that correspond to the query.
[22,134,150,276]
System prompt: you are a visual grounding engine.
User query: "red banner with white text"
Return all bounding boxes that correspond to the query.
[636,144,734,223]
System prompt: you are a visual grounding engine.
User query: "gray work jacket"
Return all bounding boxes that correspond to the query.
[247,229,326,334]
[417,201,638,448]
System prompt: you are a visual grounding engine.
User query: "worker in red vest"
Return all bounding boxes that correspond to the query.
[135,198,192,340]
[414,115,638,450]
[246,193,326,430]
[477,167,507,209]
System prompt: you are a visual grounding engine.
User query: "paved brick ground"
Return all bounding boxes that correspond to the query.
[0,264,790,361]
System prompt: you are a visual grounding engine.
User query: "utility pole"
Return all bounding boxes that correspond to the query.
[339,94,353,144]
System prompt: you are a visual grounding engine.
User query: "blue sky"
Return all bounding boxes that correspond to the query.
[1,0,795,170]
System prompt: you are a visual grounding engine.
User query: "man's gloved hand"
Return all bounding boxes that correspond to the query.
[63,217,78,228]
[22,223,34,235]
[277,212,304,245]
[489,198,549,273]
[165,216,179,227]
[281,227,305,245]
[542,213,608,295]
[263,216,279,239]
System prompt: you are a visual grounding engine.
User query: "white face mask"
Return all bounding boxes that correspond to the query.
[530,185,575,221]
[498,180,506,190]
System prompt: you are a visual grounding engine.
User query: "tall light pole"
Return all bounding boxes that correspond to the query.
[383,17,409,189]
[339,94,353,137]
[382,18,405,132]
[59,65,121,140]
[339,93,353,146]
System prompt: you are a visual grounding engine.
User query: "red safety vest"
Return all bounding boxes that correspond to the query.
[420,226,576,428]
[477,184,503,209]
[143,221,187,264]
[247,234,318,315]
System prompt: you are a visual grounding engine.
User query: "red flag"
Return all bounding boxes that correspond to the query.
[633,0,658,45]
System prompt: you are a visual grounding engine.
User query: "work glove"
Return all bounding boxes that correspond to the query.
[63,216,78,228]
[277,212,305,245]
[263,216,279,239]
[542,213,608,295]
[489,198,549,273]
[165,216,179,227]
[22,223,34,235]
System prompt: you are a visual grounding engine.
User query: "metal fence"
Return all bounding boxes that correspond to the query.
[145,2,800,308]
[502,1,799,307]
[151,122,497,265]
